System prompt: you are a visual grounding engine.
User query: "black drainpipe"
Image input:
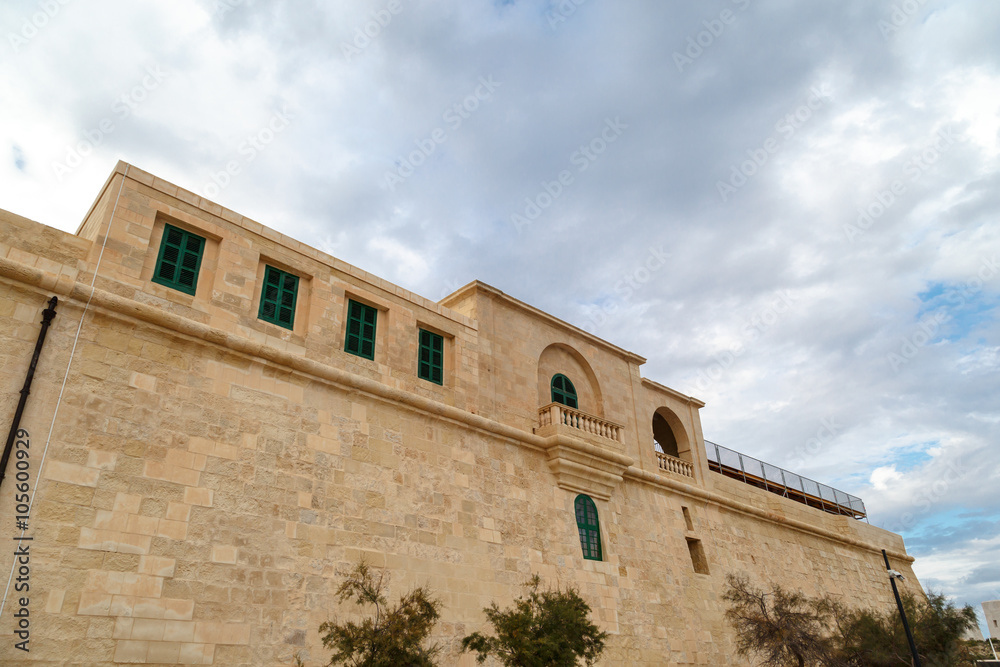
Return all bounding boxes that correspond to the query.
[0,296,58,490]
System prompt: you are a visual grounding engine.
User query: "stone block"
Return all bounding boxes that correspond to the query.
[130,618,166,642]
[165,501,192,521]
[113,639,149,663]
[211,545,237,564]
[128,371,157,392]
[147,640,183,663]
[178,642,215,665]
[162,620,197,643]
[45,588,66,613]
[114,493,143,514]
[114,616,134,639]
[166,448,208,471]
[138,555,176,577]
[144,461,201,486]
[194,621,251,645]
[157,519,188,541]
[45,460,101,487]
[79,527,151,554]
[87,450,118,470]
[77,591,113,616]
[184,487,214,507]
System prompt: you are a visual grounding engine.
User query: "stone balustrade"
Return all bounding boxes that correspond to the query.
[656,451,693,477]
[538,403,624,443]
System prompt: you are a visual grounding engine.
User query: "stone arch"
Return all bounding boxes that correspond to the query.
[537,343,603,416]
[652,406,691,461]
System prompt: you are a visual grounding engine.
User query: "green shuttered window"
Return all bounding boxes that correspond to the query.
[575,495,602,561]
[418,329,444,385]
[345,300,377,360]
[551,374,578,409]
[152,224,205,295]
[258,266,298,329]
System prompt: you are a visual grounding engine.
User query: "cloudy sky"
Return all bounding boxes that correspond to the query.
[2,0,998,635]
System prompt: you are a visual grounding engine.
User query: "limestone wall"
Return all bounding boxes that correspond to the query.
[985,600,1000,639]
[0,163,920,665]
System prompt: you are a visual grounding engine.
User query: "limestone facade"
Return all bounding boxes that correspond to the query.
[985,600,1000,640]
[0,162,921,665]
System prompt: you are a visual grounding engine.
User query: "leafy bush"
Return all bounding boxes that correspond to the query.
[318,559,441,667]
[722,573,980,667]
[462,574,607,667]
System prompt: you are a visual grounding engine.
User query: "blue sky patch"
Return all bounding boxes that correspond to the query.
[892,446,934,472]
[916,280,999,342]
[12,145,25,172]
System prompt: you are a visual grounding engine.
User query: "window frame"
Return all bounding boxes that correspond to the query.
[574,494,602,561]
[417,329,444,385]
[151,224,205,296]
[551,373,578,409]
[345,299,378,360]
[257,265,299,330]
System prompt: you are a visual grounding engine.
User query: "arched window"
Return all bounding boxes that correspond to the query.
[551,374,578,409]
[574,495,602,561]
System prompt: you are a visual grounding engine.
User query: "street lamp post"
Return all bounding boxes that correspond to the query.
[882,549,921,667]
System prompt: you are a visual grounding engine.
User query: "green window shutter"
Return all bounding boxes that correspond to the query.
[551,374,578,409]
[258,265,298,330]
[152,224,205,295]
[345,300,377,360]
[574,495,602,561]
[418,329,444,385]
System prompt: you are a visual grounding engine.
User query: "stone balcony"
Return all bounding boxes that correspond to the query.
[655,451,693,478]
[533,402,631,500]
[536,402,624,445]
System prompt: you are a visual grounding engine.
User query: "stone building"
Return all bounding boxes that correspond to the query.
[985,600,1000,640]
[0,162,921,665]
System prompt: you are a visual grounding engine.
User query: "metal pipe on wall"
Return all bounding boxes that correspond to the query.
[0,296,58,490]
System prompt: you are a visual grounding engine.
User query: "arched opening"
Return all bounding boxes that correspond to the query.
[652,412,679,458]
[536,343,603,416]
[652,407,692,461]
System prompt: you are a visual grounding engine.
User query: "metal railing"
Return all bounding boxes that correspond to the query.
[706,441,866,519]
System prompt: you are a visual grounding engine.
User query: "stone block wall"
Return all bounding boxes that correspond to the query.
[984,600,1000,639]
[0,162,920,665]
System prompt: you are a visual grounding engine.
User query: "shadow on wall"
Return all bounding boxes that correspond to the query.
[653,407,692,462]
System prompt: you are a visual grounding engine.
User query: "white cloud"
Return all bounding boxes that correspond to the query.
[870,465,904,491]
[2,0,999,617]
